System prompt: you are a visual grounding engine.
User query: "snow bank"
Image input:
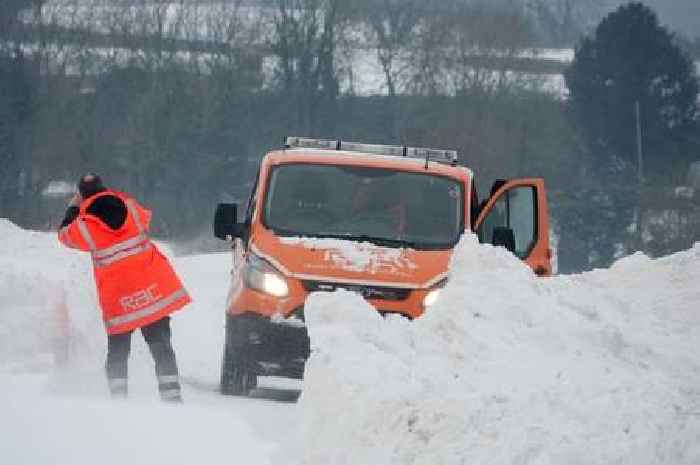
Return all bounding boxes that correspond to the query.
[299,235,700,465]
[0,219,275,464]
[0,218,227,390]
[0,219,101,373]
[3,217,700,465]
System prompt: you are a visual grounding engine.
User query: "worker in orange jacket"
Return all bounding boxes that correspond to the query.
[58,174,191,402]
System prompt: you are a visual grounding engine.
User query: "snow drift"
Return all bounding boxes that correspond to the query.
[1,374,274,465]
[299,235,700,465]
[1,218,699,465]
[0,219,101,373]
[0,219,274,465]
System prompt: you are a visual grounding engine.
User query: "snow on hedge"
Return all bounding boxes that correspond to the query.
[300,235,700,465]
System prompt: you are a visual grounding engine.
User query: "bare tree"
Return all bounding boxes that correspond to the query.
[269,0,346,134]
[200,0,263,77]
[527,0,604,45]
[441,1,537,96]
[404,1,452,96]
[356,0,422,98]
[0,0,32,48]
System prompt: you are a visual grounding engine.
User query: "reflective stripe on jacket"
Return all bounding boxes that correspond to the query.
[58,190,191,334]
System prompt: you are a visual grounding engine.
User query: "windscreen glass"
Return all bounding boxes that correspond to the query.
[263,164,464,249]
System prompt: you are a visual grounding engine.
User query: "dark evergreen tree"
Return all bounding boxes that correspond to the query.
[565,2,700,182]
[0,0,29,37]
[0,51,35,219]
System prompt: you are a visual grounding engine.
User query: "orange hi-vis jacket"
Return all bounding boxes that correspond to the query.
[58,190,191,334]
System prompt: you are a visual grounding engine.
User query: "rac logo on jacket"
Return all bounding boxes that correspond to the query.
[120,284,162,312]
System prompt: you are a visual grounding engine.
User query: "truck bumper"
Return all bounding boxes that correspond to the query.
[225,311,310,379]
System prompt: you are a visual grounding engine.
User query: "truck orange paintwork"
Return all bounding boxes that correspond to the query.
[214,137,551,395]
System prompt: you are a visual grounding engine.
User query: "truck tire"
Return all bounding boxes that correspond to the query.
[220,315,258,396]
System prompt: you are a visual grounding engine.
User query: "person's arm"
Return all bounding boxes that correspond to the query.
[59,193,81,228]
[60,207,79,229]
[57,194,91,251]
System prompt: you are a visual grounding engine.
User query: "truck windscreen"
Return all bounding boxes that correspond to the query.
[263,164,464,250]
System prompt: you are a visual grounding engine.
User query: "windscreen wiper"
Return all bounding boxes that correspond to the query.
[312,233,418,249]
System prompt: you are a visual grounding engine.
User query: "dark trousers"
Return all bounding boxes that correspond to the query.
[105,316,182,401]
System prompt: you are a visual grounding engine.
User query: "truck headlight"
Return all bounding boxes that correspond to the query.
[244,254,289,298]
[423,278,448,308]
[423,288,441,308]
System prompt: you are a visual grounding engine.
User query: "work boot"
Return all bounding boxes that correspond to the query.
[161,391,183,404]
[108,377,128,399]
[158,374,183,403]
[106,330,132,399]
[142,317,183,403]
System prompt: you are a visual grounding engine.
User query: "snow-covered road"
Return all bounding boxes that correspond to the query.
[0,228,301,464]
[1,219,699,464]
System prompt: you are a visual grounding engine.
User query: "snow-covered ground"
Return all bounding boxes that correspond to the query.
[1,218,699,464]
[0,219,297,465]
[301,238,700,464]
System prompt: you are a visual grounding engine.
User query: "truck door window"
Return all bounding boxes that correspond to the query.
[245,170,260,226]
[478,186,537,258]
[238,169,260,247]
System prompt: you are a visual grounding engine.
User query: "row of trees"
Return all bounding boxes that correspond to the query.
[0,1,698,271]
[562,2,700,269]
[568,3,699,182]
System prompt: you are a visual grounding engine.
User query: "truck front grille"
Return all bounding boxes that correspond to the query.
[302,281,411,301]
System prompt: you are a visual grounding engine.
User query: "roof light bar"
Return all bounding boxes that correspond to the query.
[284,136,459,167]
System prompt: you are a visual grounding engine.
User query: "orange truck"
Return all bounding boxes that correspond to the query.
[214,137,551,395]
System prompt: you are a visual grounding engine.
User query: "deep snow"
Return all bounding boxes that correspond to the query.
[0,219,291,465]
[300,237,700,464]
[1,218,699,464]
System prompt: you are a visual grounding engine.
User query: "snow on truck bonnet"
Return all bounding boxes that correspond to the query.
[299,235,700,465]
[280,236,418,274]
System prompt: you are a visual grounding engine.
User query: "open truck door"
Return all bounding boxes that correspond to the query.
[474,178,552,276]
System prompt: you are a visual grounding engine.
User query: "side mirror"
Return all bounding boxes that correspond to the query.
[214,203,244,240]
[492,226,516,254]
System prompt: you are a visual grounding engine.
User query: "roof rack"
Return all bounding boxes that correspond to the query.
[284,136,459,168]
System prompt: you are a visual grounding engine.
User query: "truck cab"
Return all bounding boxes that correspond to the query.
[214,137,551,395]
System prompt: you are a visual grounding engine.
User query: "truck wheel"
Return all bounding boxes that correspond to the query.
[220,350,257,395]
[220,316,258,396]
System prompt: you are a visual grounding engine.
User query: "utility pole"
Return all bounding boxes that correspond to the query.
[635,100,644,183]
[633,100,645,253]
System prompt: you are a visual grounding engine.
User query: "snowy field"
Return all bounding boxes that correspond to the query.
[18,1,700,99]
[16,2,578,97]
[1,218,699,464]
[18,0,700,99]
